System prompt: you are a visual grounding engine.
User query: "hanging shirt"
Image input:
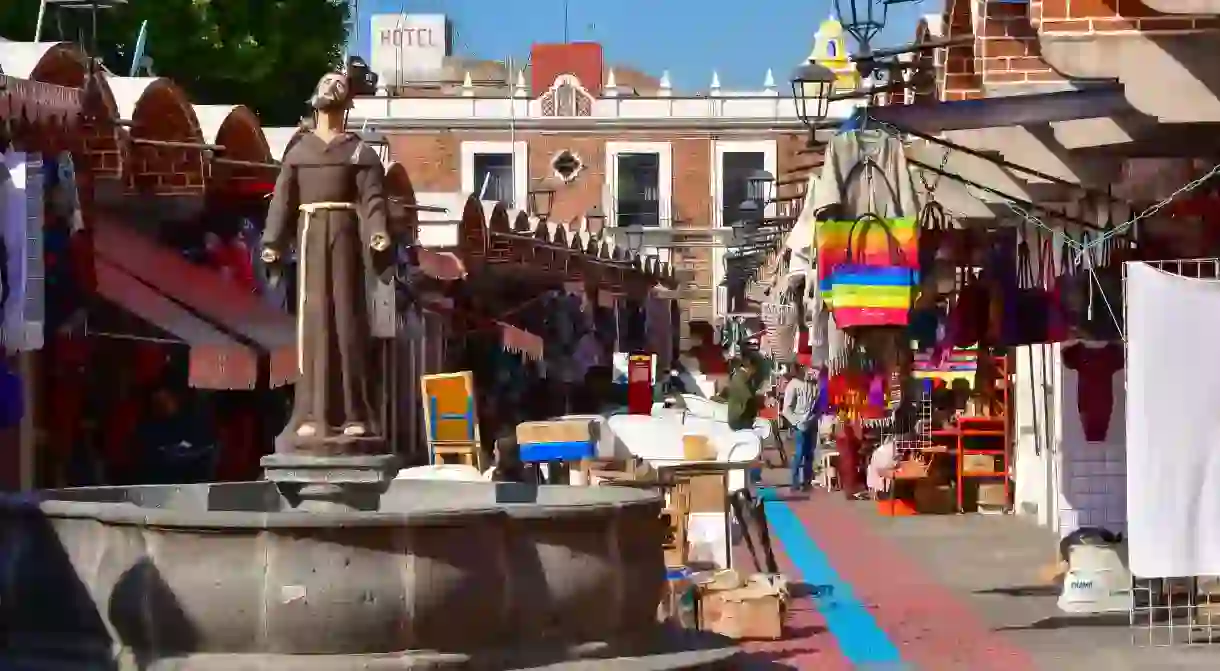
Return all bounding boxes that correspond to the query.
[1062,342,1124,442]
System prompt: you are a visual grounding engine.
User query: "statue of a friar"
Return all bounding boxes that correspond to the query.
[261,71,391,450]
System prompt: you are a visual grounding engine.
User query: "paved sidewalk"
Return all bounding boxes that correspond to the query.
[735,486,1220,670]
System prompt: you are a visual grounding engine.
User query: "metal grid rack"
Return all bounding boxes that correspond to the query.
[1125,258,1220,647]
[893,378,933,463]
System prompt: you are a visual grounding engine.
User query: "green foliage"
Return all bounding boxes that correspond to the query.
[0,0,350,126]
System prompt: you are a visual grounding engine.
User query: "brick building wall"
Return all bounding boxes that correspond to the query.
[1033,0,1220,33]
[936,0,1067,101]
[387,129,807,337]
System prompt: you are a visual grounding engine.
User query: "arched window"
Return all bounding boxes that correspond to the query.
[827,40,838,59]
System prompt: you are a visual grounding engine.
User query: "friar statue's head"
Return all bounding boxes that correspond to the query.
[308,72,352,112]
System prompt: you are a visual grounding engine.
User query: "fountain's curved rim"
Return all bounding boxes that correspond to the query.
[0,482,664,530]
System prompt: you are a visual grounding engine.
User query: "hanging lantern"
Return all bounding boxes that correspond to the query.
[833,0,891,49]
[747,169,775,203]
[790,62,837,129]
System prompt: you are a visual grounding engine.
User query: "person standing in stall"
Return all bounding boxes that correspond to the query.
[783,365,823,491]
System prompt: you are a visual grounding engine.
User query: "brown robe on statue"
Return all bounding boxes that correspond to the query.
[264,132,389,448]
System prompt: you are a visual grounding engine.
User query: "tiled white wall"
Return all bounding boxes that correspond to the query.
[1056,349,1127,537]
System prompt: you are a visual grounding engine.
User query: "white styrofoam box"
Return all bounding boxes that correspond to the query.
[686,512,740,570]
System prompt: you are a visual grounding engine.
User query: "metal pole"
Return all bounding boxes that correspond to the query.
[563,0,570,43]
[34,0,48,41]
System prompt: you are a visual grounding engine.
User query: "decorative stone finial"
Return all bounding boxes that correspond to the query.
[514,70,527,97]
[605,68,619,97]
[710,71,721,96]
[658,71,672,97]
[461,71,473,97]
[763,68,776,94]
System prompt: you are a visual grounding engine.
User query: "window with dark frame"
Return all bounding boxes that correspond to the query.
[472,153,515,207]
[615,153,660,228]
[721,152,765,227]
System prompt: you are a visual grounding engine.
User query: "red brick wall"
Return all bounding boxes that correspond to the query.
[387,129,804,327]
[1033,0,1220,33]
[936,0,1070,99]
[942,1,983,100]
[530,43,605,95]
[977,0,1065,88]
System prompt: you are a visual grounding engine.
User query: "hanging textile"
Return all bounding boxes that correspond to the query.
[645,295,673,371]
[761,271,798,361]
[1062,342,1123,442]
[3,152,34,350]
[812,131,919,292]
[1126,262,1220,577]
[0,356,23,430]
[784,173,819,275]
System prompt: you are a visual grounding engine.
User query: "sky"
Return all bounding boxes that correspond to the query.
[349,0,936,92]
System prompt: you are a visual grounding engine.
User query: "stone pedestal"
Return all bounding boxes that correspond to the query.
[261,453,399,512]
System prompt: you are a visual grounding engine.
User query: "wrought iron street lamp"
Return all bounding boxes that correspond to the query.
[584,204,606,234]
[790,61,836,131]
[527,177,557,221]
[738,199,762,226]
[624,227,646,254]
[747,169,775,204]
[833,0,889,50]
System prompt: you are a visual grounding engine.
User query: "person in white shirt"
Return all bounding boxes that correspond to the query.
[783,365,821,490]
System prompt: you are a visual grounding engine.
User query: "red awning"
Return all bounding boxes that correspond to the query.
[0,74,82,126]
[95,260,260,389]
[93,216,298,387]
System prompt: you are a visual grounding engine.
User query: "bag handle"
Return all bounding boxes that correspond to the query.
[1017,239,1036,290]
[841,158,905,218]
[844,212,905,265]
[918,200,948,232]
[1039,234,1057,288]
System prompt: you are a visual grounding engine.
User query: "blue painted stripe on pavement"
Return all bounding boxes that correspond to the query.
[760,487,906,668]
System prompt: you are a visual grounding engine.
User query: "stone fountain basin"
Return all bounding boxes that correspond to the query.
[0,480,735,669]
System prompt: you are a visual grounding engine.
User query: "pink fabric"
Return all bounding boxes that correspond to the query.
[500,324,543,361]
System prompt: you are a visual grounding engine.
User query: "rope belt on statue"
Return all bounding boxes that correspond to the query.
[296,201,358,373]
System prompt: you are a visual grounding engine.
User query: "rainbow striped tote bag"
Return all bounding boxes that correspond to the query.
[828,213,920,328]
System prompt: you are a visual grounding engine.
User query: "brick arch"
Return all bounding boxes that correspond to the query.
[195,105,271,163]
[0,41,122,177]
[941,0,982,101]
[509,210,531,232]
[108,76,207,194]
[458,193,488,262]
[482,201,509,235]
[914,15,945,103]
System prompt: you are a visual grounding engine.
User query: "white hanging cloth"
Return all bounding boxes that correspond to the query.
[1126,261,1220,577]
[784,173,818,276]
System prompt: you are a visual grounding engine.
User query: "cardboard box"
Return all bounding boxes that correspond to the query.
[962,454,998,474]
[687,474,728,514]
[977,483,1008,507]
[698,579,785,640]
[516,419,594,445]
[914,482,955,514]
